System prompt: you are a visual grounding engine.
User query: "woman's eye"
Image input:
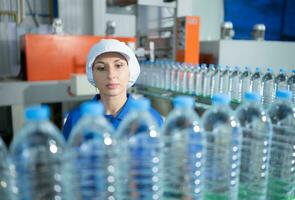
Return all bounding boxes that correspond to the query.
[116,64,124,68]
[94,66,105,71]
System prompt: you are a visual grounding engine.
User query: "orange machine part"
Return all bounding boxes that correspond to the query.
[23,34,136,81]
[176,16,200,64]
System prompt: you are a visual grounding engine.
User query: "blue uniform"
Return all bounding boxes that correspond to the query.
[63,94,164,140]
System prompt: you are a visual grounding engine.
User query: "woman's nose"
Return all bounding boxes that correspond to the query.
[107,66,117,79]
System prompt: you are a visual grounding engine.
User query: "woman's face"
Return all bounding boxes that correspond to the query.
[92,52,130,97]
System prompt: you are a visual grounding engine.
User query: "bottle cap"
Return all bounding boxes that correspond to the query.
[25,105,50,121]
[173,96,194,109]
[212,94,230,105]
[267,67,273,73]
[81,101,104,116]
[130,98,151,111]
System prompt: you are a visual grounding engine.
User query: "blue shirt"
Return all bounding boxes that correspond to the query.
[63,94,163,140]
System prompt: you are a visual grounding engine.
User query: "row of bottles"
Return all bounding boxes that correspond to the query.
[137,60,295,105]
[1,90,295,200]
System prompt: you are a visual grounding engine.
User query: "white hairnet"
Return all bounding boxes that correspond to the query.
[86,39,140,88]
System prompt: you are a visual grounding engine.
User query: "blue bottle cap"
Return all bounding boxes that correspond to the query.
[25,105,50,121]
[212,94,230,105]
[130,98,151,111]
[276,90,292,101]
[267,67,273,73]
[173,96,194,109]
[244,92,261,102]
[279,68,286,73]
[255,67,260,72]
[81,101,104,116]
[292,69,295,73]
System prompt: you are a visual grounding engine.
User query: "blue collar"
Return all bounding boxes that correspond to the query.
[92,94,133,120]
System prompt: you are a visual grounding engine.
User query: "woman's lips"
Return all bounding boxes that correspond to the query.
[106,83,120,89]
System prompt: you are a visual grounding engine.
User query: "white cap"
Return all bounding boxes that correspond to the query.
[86,39,140,88]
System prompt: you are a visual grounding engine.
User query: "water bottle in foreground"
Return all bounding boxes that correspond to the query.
[10,105,73,200]
[160,96,205,200]
[0,138,16,200]
[267,90,295,200]
[202,94,241,200]
[236,92,272,200]
[68,102,115,200]
[115,98,160,200]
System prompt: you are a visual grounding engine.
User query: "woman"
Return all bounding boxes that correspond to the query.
[63,39,163,140]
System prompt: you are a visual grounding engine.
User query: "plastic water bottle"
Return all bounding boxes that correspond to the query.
[115,98,160,200]
[68,102,115,200]
[197,64,207,96]
[240,67,252,101]
[250,67,263,96]
[287,70,295,102]
[211,65,223,97]
[182,64,189,93]
[203,64,215,97]
[202,94,241,200]
[229,66,241,102]
[194,64,202,96]
[0,138,16,200]
[10,105,73,200]
[262,68,275,105]
[170,62,178,92]
[164,61,172,90]
[160,96,204,200]
[274,68,288,93]
[187,64,195,95]
[236,92,272,200]
[267,90,295,200]
[219,66,231,95]
[176,63,184,92]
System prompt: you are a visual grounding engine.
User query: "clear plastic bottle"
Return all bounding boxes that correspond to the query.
[182,64,189,94]
[287,69,295,103]
[176,63,184,92]
[68,102,115,200]
[236,92,272,200]
[202,94,241,200]
[187,64,195,95]
[197,64,207,96]
[10,105,73,200]
[115,98,160,200]
[267,90,295,200]
[211,65,223,97]
[160,96,204,200]
[262,68,275,105]
[170,62,178,92]
[203,64,215,97]
[274,68,288,93]
[239,67,252,101]
[219,66,231,96]
[164,61,172,90]
[229,66,241,102]
[0,138,16,200]
[250,67,263,96]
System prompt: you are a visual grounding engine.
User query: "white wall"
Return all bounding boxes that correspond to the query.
[191,0,224,41]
